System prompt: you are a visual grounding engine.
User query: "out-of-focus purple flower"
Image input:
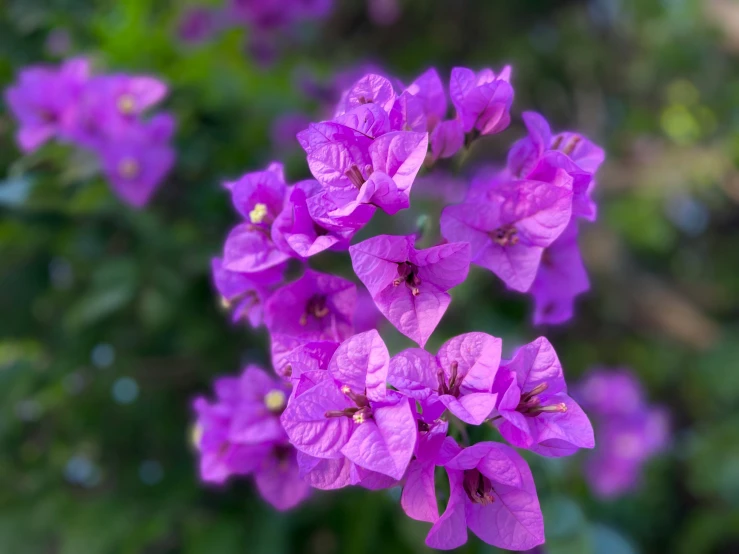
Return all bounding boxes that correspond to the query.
[491,337,594,457]
[4,58,90,153]
[222,162,291,273]
[430,118,464,160]
[178,7,222,43]
[192,365,311,510]
[507,111,605,221]
[264,269,356,342]
[367,0,401,26]
[271,111,313,151]
[98,114,176,208]
[353,287,383,333]
[440,170,573,292]
[281,330,417,481]
[211,258,285,327]
[389,332,502,425]
[349,234,470,347]
[530,221,589,325]
[449,66,514,136]
[403,437,545,551]
[575,367,669,499]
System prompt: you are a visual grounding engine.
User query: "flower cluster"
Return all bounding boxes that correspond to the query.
[575,368,669,499]
[4,58,175,208]
[197,65,602,550]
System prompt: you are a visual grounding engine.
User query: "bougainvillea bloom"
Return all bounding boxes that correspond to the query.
[349,234,470,347]
[222,162,291,273]
[507,111,605,221]
[404,439,545,551]
[5,58,89,153]
[281,330,417,480]
[440,171,573,292]
[449,66,514,136]
[529,221,589,325]
[575,368,669,498]
[211,258,285,327]
[192,365,310,510]
[264,269,356,342]
[98,114,176,208]
[491,337,594,457]
[269,334,339,380]
[389,332,502,425]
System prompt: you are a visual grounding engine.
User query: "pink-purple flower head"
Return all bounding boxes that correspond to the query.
[491,337,594,457]
[403,437,545,551]
[4,57,90,153]
[507,111,605,221]
[349,234,470,347]
[449,66,514,137]
[192,365,310,510]
[281,330,417,481]
[211,258,285,327]
[264,269,356,343]
[574,367,669,499]
[98,114,176,208]
[440,169,573,293]
[530,221,590,325]
[388,332,502,425]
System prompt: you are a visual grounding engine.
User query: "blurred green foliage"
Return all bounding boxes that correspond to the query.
[1,0,739,552]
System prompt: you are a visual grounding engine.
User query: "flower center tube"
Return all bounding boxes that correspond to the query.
[437,361,462,397]
[463,469,495,505]
[324,385,373,424]
[299,294,330,326]
[491,225,518,246]
[393,261,422,296]
[344,164,373,189]
[516,382,567,417]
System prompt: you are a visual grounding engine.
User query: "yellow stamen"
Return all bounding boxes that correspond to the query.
[353,413,365,424]
[264,389,286,412]
[340,385,351,394]
[118,157,139,179]
[117,94,136,115]
[191,423,203,448]
[249,203,268,224]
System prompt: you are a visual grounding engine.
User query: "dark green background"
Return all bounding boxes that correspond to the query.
[1,0,738,552]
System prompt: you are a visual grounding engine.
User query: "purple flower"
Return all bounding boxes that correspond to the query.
[440,170,573,292]
[430,118,464,160]
[5,58,90,153]
[98,114,176,208]
[178,7,221,43]
[349,234,470,347]
[491,337,594,457]
[403,437,545,551]
[298,102,428,219]
[229,0,332,29]
[507,111,605,221]
[389,332,502,425]
[449,66,514,136]
[272,180,354,258]
[222,163,291,273]
[263,269,356,342]
[530,221,589,325]
[575,367,669,499]
[269,333,339,380]
[281,330,417,480]
[211,257,285,327]
[192,365,311,510]
[66,73,168,149]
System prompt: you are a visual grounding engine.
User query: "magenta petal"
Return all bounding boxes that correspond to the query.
[437,332,502,393]
[334,103,391,138]
[328,329,389,402]
[340,395,416,480]
[223,223,291,273]
[375,282,451,348]
[389,90,427,133]
[349,235,412,297]
[528,394,595,457]
[439,393,496,425]
[254,449,311,511]
[368,130,428,194]
[353,465,399,490]
[406,68,447,122]
[336,74,396,115]
[357,171,410,215]
[388,348,439,400]
[297,451,352,490]
[430,118,464,160]
[402,460,438,523]
[425,468,468,550]
[411,241,471,291]
[281,379,353,459]
[270,334,338,379]
[476,242,544,293]
[506,336,566,394]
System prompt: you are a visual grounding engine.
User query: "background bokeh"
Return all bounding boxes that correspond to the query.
[2,0,739,552]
